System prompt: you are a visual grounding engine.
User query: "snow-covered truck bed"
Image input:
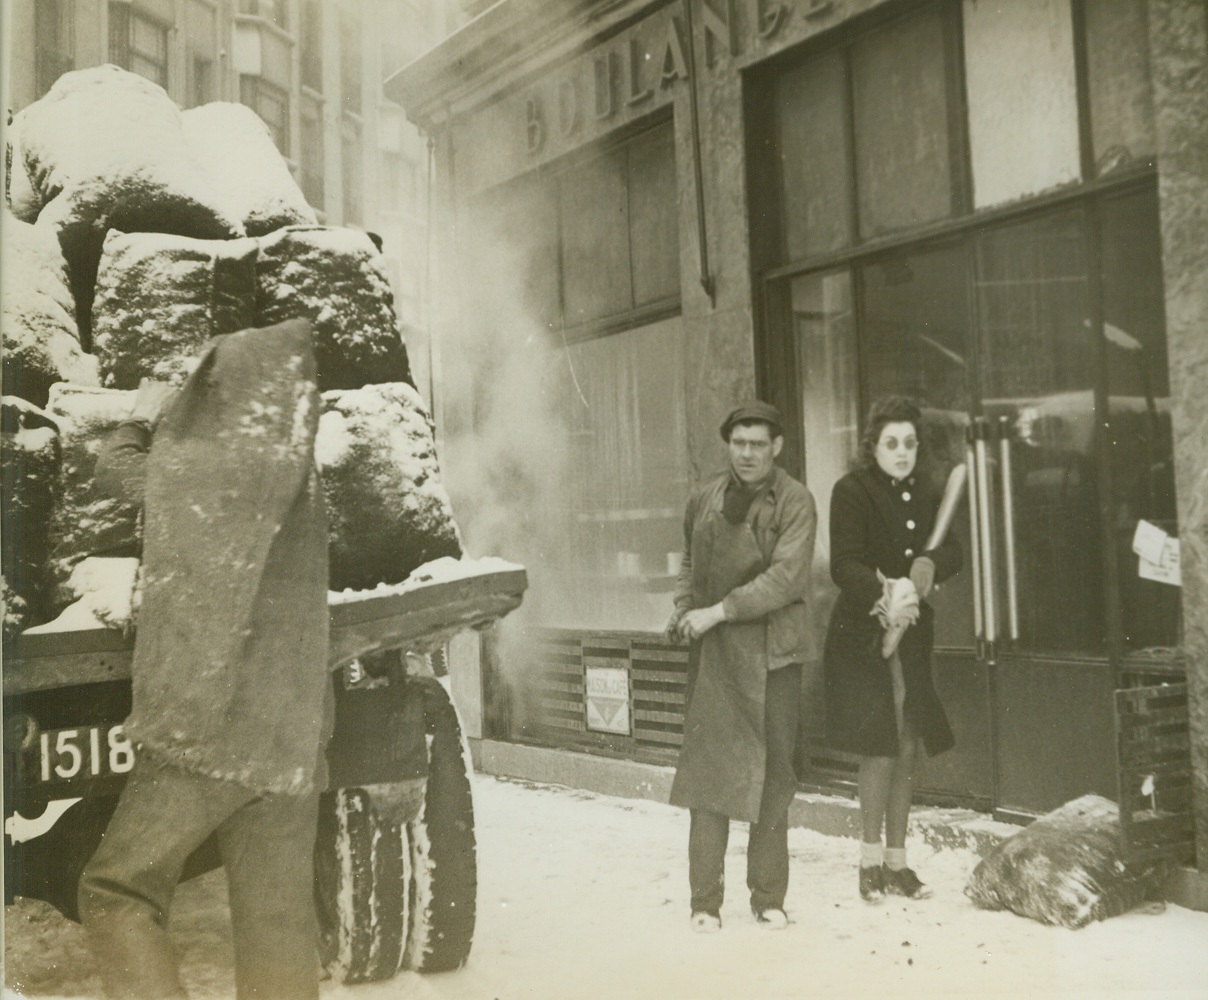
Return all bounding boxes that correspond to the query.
[2,559,526,984]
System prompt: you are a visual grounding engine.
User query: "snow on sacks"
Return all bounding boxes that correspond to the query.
[1,212,98,407]
[318,382,461,591]
[256,226,413,392]
[12,65,245,339]
[964,793,1174,929]
[1,398,61,628]
[92,231,259,389]
[44,384,140,607]
[182,102,318,236]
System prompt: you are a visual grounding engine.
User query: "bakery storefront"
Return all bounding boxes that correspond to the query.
[389,0,1208,855]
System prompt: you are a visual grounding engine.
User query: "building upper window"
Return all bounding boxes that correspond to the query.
[35,0,74,97]
[301,0,323,92]
[768,0,1157,268]
[339,9,363,115]
[239,0,288,30]
[185,0,218,107]
[240,74,290,152]
[109,2,169,90]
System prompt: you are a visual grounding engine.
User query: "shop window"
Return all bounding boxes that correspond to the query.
[559,148,632,325]
[1100,187,1179,650]
[300,96,324,209]
[109,3,169,89]
[628,124,681,306]
[852,7,954,237]
[340,9,363,115]
[240,75,290,152]
[542,316,689,632]
[963,0,1081,208]
[301,0,323,92]
[185,1,218,107]
[791,270,857,653]
[1085,0,1156,176]
[776,49,851,260]
[974,210,1105,653]
[35,0,74,98]
[858,243,974,646]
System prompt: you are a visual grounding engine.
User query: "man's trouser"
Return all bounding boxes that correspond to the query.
[689,663,801,916]
[78,752,320,1000]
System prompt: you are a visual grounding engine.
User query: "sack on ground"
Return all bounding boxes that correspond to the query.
[964,794,1172,929]
[318,382,461,591]
[92,231,259,388]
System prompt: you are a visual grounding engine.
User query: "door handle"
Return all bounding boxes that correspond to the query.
[998,415,1020,642]
[974,419,997,643]
[965,436,984,641]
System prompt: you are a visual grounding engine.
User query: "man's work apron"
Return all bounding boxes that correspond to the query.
[669,508,769,823]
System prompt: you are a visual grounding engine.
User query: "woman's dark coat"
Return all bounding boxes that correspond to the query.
[823,466,961,758]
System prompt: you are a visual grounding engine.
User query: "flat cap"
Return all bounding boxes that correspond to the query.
[720,400,783,440]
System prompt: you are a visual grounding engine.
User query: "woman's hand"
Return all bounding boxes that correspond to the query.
[129,378,175,427]
[909,556,936,600]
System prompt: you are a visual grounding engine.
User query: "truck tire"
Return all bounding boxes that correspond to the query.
[313,787,411,983]
[404,677,477,972]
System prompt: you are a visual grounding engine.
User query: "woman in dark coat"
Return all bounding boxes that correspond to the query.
[823,397,961,902]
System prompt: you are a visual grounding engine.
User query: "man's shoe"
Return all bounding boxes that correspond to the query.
[882,865,933,899]
[752,907,789,930]
[690,911,721,933]
[859,864,885,902]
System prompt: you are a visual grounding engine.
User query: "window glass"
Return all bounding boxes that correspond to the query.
[627,125,680,306]
[559,147,631,325]
[241,76,290,151]
[541,316,689,631]
[300,96,324,208]
[791,270,856,656]
[1100,187,1180,650]
[860,243,974,647]
[109,4,168,89]
[1085,0,1156,176]
[301,0,323,92]
[185,1,217,107]
[975,210,1105,653]
[777,48,851,260]
[36,0,74,98]
[852,7,953,237]
[963,0,1080,208]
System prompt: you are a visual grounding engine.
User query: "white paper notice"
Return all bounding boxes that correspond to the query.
[1132,519,1169,565]
[1138,536,1181,587]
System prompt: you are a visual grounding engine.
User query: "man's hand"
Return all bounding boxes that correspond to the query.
[909,556,936,600]
[680,603,727,640]
[664,608,687,643]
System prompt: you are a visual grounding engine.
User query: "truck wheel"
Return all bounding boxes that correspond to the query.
[313,787,410,983]
[405,678,477,972]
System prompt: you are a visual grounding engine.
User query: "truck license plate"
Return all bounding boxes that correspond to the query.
[38,725,135,784]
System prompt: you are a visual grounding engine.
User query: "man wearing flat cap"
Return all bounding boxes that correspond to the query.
[666,400,816,933]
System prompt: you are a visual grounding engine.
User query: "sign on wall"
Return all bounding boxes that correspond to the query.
[585,665,631,735]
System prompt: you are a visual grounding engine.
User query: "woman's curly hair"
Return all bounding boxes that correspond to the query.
[857,396,925,469]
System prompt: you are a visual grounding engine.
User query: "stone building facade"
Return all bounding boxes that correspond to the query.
[389,0,1208,895]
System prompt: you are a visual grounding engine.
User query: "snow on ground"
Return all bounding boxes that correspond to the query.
[6,775,1207,999]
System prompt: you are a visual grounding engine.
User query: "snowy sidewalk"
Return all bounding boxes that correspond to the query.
[6,774,1207,999]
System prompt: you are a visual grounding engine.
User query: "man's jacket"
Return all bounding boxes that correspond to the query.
[674,466,818,668]
[95,319,332,795]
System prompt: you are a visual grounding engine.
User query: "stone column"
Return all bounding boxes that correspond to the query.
[1150,0,1208,869]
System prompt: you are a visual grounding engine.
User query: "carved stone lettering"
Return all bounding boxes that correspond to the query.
[660,16,689,86]
[701,0,737,68]
[593,51,615,120]
[625,35,653,105]
[751,0,789,39]
[557,78,581,136]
